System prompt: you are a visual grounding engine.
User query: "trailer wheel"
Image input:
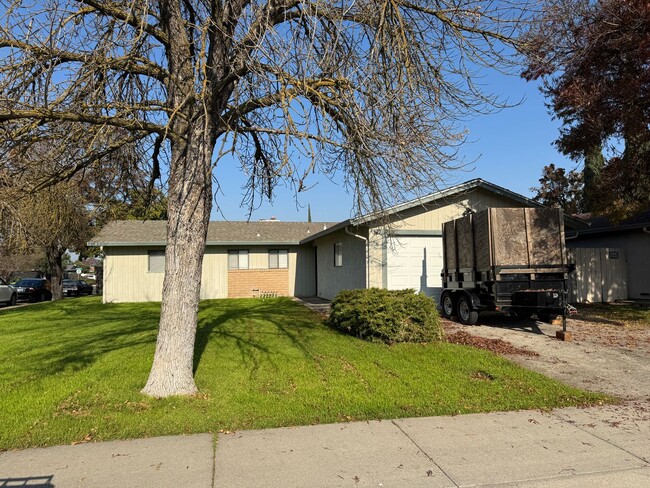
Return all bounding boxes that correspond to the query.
[440,292,454,318]
[457,296,479,325]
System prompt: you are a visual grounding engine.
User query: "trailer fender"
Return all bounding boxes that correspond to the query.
[467,291,482,310]
[451,290,481,310]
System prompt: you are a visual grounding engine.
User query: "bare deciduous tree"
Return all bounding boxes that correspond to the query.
[0,168,91,300]
[1,0,527,397]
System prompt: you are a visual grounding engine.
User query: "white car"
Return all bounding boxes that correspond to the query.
[0,278,17,307]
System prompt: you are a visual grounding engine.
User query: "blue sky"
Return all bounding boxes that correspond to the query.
[211,72,578,223]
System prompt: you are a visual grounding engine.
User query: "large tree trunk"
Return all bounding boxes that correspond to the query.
[47,246,64,301]
[141,122,214,397]
[141,0,225,397]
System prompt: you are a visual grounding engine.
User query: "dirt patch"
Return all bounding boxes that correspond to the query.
[562,315,650,352]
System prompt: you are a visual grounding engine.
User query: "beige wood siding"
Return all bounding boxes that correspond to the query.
[103,244,312,302]
[103,246,165,303]
[568,230,648,300]
[567,248,628,303]
[314,228,367,300]
[368,231,384,288]
[367,188,527,289]
[386,188,518,231]
[201,247,228,300]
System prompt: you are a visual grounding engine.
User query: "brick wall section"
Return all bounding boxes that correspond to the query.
[228,269,289,298]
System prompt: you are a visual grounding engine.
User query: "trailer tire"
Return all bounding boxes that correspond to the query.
[457,295,479,325]
[440,292,454,318]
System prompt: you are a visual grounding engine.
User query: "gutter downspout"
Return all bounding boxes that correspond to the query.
[345,226,369,289]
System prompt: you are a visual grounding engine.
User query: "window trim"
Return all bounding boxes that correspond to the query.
[334,242,343,267]
[268,249,289,269]
[148,250,166,273]
[228,249,250,270]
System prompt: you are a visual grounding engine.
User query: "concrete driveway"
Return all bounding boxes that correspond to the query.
[444,314,650,401]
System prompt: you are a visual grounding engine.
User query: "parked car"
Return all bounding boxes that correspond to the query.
[77,280,93,295]
[0,278,17,307]
[63,279,93,296]
[13,279,52,302]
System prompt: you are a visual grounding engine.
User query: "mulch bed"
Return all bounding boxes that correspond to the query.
[445,330,539,357]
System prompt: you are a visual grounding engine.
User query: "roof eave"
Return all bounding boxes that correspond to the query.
[299,179,589,241]
[570,222,650,236]
[87,241,166,247]
[89,240,305,247]
[299,220,352,244]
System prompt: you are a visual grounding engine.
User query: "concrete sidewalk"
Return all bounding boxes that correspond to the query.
[1,402,649,488]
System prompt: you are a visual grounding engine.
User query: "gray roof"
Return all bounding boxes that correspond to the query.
[301,178,589,243]
[89,220,338,247]
[91,179,590,248]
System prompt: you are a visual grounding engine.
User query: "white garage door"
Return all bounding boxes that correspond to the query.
[386,236,444,303]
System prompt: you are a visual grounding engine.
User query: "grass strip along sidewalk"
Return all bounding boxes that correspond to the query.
[0,297,611,450]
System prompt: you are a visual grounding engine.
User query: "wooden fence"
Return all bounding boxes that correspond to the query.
[567,247,628,303]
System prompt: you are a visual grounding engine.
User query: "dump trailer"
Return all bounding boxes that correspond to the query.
[440,207,570,325]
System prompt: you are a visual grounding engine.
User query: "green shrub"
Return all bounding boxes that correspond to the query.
[327,288,443,344]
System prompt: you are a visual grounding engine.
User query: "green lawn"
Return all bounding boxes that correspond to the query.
[0,297,611,450]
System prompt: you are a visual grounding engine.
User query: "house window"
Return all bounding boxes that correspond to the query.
[334,242,343,267]
[228,250,249,269]
[269,249,288,269]
[148,250,165,273]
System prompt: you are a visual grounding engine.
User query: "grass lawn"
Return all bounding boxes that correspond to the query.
[0,297,611,450]
[573,302,650,328]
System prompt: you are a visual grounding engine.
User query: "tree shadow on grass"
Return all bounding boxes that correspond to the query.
[193,298,325,375]
[0,299,160,386]
[570,314,625,326]
[2,297,329,388]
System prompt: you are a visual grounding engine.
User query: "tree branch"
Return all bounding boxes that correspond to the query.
[0,38,170,84]
[0,108,172,140]
[218,76,351,130]
[76,0,169,47]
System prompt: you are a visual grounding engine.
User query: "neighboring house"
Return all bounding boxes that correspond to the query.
[89,179,586,303]
[80,257,102,273]
[566,210,650,301]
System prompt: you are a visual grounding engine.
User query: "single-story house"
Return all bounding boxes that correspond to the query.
[89,179,586,303]
[89,220,336,303]
[566,209,650,300]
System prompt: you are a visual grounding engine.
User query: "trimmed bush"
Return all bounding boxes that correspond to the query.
[327,288,443,344]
